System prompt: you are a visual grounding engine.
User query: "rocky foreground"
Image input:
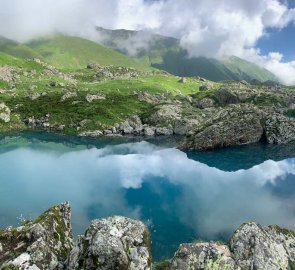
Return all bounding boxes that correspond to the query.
[1,203,295,270]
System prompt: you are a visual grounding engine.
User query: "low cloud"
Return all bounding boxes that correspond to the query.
[0,0,295,83]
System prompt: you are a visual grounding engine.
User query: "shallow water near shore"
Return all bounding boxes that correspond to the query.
[0,132,295,261]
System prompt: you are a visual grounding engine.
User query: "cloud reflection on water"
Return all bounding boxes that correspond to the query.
[0,141,295,255]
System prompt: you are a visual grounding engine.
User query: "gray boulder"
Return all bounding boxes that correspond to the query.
[170,242,235,270]
[199,83,213,91]
[181,105,264,150]
[143,126,155,136]
[230,222,295,270]
[215,88,239,105]
[156,126,174,136]
[264,113,295,144]
[86,93,106,103]
[61,92,78,102]
[147,105,181,126]
[68,216,151,270]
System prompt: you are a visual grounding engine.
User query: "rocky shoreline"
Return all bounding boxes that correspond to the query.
[1,58,295,151]
[1,203,295,270]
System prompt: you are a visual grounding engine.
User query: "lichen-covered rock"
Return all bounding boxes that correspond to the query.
[118,115,143,135]
[68,216,151,270]
[0,202,73,270]
[214,88,239,105]
[264,113,295,144]
[173,118,200,135]
[147,104,182,126]
[143,126,155,136]
[0,103,11,123]
[230,222,295,270]
[86,93,106,103]
[181,105,264,150]
[194,98,215,109]
[169,242,235,270]
[60,92,77,102]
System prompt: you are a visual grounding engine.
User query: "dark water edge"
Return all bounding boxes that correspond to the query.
[187,142,295,171]
[0,131,295,261]
[1,131,295,170]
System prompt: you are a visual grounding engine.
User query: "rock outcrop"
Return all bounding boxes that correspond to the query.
[2,204,295,270]
[264,113,295,144]
[0,202,73,270]
[169,242,235,270]
[230,222,295,270]
[161,222,295,270]
[181,104,264,150]
[181,104,295,150]
[68,216,151,270]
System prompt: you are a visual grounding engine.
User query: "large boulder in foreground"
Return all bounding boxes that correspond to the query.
[68,216,151,270]
[0,202,73,270]
[166,222,295,270]
[230,222,295,270]
[169,242,235,270]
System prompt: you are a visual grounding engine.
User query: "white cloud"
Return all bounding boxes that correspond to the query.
[0,0,295,83]
[242,49,295,85]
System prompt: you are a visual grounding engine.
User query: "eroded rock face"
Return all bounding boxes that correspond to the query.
[170,242,235,270]
[264,113,295,144]
[181,105,264,150]
[167,222,295,270]
[2,203,295,270]
[0,202,73,270]
[230,222,295,270]
[68,216,151,270]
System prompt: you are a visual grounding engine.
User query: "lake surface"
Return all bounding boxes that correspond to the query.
[1,132,295,261]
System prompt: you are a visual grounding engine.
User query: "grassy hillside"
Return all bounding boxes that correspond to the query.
[25,35,152,71]
[96,27,277,82]
[0,50,214,134]
[0,37,42,60]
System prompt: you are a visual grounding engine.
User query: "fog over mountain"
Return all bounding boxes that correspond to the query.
[1,0,295,84]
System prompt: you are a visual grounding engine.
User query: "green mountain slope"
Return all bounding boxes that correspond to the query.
[25,35,151,71]
[96,27,277,82]
[0,36,42,60]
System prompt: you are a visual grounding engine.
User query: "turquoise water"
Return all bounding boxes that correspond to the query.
[1,133,295,261]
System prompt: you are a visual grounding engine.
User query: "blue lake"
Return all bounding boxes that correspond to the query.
[1,133,295,261]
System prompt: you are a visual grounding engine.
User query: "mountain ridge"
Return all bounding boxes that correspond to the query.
[96,27,278,82]
[0,31,278,82]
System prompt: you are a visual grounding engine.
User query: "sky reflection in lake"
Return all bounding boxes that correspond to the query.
[0,136,295,260]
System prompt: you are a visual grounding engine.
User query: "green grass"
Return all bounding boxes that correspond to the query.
[2,90,152,134]
[26,35,152,71]
[0,52,44,71]
[79,75,204,96]
[0,36,42,60]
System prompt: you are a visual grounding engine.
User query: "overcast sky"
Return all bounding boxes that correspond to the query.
[0,0,295,84]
